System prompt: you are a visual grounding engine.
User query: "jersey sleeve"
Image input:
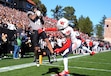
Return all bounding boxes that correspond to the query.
[54,38,71,53]
[45,28,58,31]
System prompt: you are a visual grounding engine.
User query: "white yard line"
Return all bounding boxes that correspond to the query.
[73,60,111,65]
[0,54,87,73]
[0,50,110,73]
[43,64,111,72]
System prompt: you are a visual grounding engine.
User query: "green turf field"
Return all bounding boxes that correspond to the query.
[0,51,111,76]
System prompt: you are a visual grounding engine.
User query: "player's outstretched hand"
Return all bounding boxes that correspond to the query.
[54,48,60,54]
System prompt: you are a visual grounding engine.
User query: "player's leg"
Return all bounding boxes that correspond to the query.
[31,30,40,66]
[40,31,56,61]
[82,45,95,56]
[72,40,81,52]
[59,40,81,75]
[81,40,95,56]
[76,39,95,56]
[59,51,69,76]
[59,45,74,75]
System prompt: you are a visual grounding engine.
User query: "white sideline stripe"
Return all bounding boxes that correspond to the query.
[0,63,36,73]
[0,50,110,73]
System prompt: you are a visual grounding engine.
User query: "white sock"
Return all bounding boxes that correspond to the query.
[61,49,69,56]
[63,57,68,71]
[82,46,91,53]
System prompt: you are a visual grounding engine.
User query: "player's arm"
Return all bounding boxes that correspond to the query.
[54,37,71,53]
[44,28,58,31]
[28,13,37,21]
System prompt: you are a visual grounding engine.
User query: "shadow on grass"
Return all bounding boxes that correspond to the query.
[42,67,89,76]
[42,67,60,75]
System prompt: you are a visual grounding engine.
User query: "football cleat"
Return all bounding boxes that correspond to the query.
[90,51,95,56]
[36,60,40,67]
[51,54,57,62]
[36,63,40,67]
[59,70,69,76]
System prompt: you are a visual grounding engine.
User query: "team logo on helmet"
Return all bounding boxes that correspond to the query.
[57,17,69,30]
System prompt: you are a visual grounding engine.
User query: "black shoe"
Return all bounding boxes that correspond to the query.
[33,60,36,62]
[51,54,57,62]
[49,61,53,64]
[36,60,40,67]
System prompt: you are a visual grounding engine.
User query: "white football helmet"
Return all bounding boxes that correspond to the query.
[57,17,69,30]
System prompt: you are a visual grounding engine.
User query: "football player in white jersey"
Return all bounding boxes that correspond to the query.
[53,17,95,76]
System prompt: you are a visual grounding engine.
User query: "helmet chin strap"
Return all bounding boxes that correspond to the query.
[59,26,69,31]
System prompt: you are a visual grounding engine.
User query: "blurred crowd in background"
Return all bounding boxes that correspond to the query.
[0,4,111,60]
